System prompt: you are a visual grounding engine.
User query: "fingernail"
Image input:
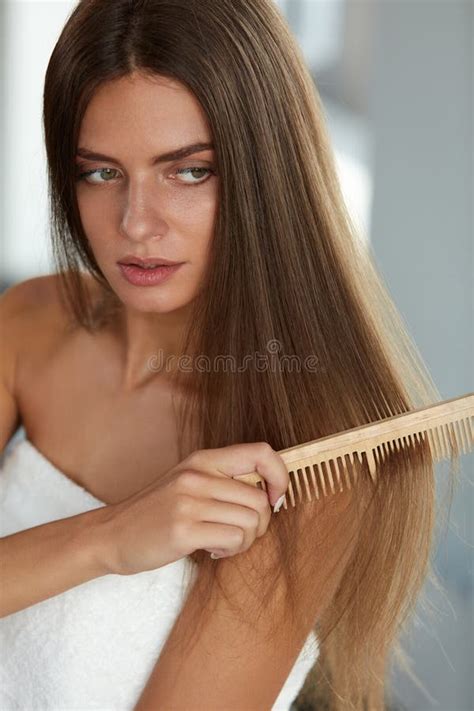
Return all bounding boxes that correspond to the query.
[273,494,285,513]
[210,552,224,559]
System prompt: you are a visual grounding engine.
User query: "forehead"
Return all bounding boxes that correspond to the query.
[78,72,212,150]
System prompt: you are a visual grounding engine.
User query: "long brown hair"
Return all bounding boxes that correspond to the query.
[42,1,460,708]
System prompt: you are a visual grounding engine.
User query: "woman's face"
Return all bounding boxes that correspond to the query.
[75,71,219,315]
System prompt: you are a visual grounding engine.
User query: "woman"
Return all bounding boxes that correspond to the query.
[0,0,458,709]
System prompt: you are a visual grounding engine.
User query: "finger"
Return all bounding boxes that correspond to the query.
[178,471,271,537]
[192,516,253,557]
[196,498,261,552]
[185,442,289,507]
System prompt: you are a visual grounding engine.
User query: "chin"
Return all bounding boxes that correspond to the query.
[120,288,196,315]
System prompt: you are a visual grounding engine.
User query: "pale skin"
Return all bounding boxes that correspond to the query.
[1,71,362,709]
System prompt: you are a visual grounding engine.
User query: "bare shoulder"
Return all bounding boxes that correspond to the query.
[0,274,52,311]
[0,275,61,448]
[1,269,109,420]
[1,271,99,327]
[0,272,102,373]
[0,272,105,447]
[0,273,64,373]
[1,271,95,303]
[4,275,63,341]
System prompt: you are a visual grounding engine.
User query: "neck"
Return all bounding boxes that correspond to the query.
[111,302,193,392]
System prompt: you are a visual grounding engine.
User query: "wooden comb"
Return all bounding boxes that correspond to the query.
[235,393,474,510]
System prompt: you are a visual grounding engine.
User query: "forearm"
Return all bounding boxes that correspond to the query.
[0,505,113,618]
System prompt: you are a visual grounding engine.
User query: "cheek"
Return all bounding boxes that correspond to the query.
[76,184,218,252]
[190,221,215,269]
[166,196,216,285]
[183,193,218,251]
[76,191,116,246]
[76,191,98,230]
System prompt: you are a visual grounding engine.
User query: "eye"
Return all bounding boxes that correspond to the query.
[75,167,119,184]
[74,164,216,186]
[174,166,215,186]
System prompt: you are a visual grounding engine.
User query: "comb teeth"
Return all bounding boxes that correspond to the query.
[244,394,474,510]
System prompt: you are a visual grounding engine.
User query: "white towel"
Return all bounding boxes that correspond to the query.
[0,431,319,710]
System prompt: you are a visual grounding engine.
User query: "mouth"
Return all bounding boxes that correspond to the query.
[117,260,184,287]
[118,255,184,268]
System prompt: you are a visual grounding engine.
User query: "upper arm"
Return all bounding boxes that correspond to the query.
[134,487,363,711]
[0,276,52,452]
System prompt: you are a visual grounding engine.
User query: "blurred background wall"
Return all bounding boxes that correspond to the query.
[1,1,472,709]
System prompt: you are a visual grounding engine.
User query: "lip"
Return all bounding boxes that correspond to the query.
[118,255,183,267]
[118,262,184,287]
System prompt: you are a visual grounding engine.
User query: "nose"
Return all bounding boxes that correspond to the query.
[119,175,168,243]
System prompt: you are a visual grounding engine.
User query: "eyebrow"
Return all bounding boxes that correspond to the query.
[75,141,214,164]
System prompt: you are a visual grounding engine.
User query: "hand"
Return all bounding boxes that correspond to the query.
[100,441,289,575]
